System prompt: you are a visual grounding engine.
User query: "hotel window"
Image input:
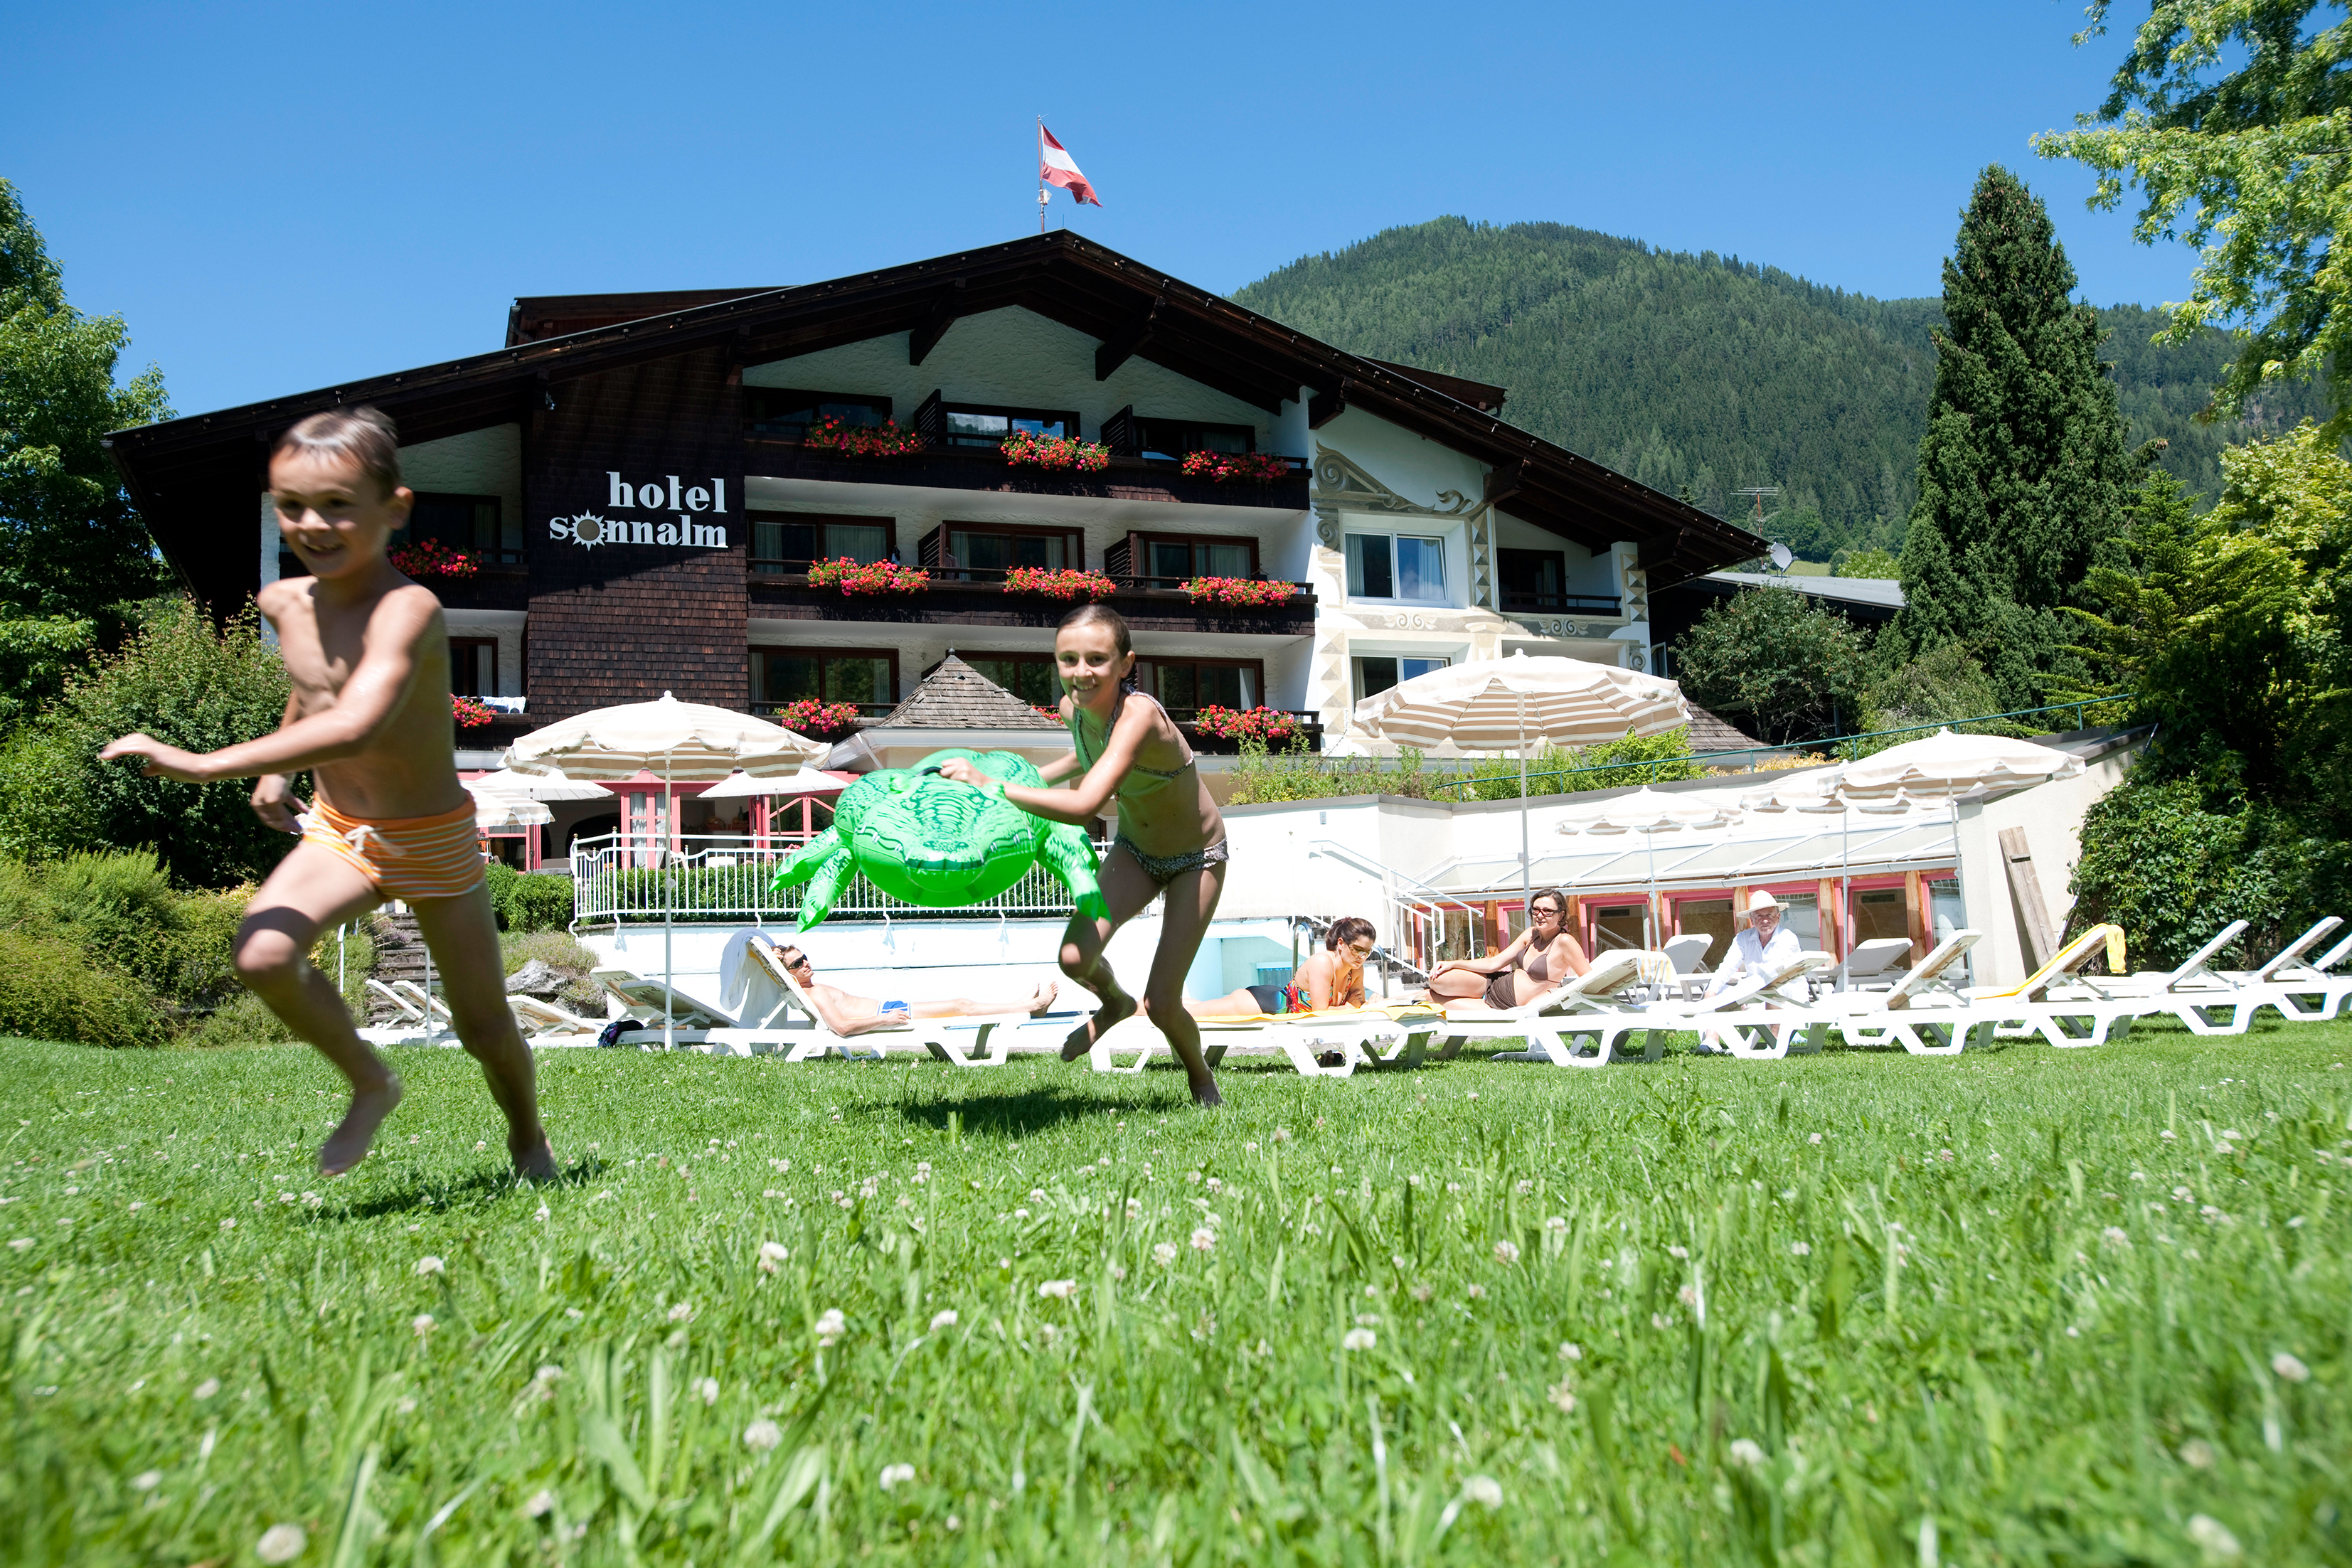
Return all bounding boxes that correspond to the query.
[1145,659,1260,712]
[745,388,892,441]
[1851,887,1910,946]
[1136,418,1253,459]
[1351,655,1449,702]
[957,654,1061,709]
[1110,533,1256,586]
[748,513,895,574]
[1497,548,1567,611]
[448,638,497,698]
[937,401,1081,449]
[410,493,521,565]
[922,523,1083,578]
[1346,533,1447,603]
[752,648,897,711]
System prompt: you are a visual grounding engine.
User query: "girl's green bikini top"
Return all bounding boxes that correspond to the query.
[1068,690,1196,803]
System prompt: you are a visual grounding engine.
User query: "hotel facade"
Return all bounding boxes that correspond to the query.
[110,233,1765,844]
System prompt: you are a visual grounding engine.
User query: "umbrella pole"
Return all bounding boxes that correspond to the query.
[664,757,675,1054]
[1517,693,1531,914]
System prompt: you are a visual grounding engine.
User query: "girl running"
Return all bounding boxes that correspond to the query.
[937,604,1228,1105]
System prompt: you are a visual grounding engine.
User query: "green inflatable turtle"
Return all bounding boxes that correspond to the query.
[770,748,1105,932]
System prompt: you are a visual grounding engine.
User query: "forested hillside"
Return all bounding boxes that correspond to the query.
[1233,217,2333,556]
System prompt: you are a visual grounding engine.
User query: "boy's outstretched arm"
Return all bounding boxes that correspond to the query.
[100,591,440,782]
[249,688,305,833]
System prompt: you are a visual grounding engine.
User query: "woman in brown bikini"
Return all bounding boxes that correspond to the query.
[937,604,1229,1105]
[1423,888,1590,1007]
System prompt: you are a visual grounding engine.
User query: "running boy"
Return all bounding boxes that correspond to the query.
[100,407,557,1179]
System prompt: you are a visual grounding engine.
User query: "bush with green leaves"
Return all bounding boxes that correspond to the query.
[485,864,576,933]
[0,597,299,887]
[1670,586,1874,745]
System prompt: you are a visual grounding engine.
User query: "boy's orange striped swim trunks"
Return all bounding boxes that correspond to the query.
[300,799,487,900]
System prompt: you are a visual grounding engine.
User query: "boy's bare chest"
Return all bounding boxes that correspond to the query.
[278,605,373,710]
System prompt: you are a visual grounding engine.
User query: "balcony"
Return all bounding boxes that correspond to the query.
[1170,710,1324,755]
[742,439,1309,511]
[1498,590,1623,618]
[747,567,1317,637]
[288,552,531,612]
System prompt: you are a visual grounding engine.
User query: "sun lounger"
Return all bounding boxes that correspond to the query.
[691,936,1036,1064]
[506,993,613,1045]
[592,969,738,1033]
[1740,932,1987,1057]
[1962,924,2146,1047]
[1827,937,1920,993]
[2254,926,2352,1023]
[1392,950,1696,1068]
[1083,1006,1416,1078]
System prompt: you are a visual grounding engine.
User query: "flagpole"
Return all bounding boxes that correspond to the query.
[1037,117,1047,234]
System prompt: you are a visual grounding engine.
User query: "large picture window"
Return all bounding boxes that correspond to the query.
[751,647,898,710]
[1351,654,1449,703]
[745,389,891,440]
[749,513,895,575]
[1346,533,1447,603]
[410,493,521,565]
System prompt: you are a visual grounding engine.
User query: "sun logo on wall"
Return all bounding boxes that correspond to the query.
[565,513,611,548]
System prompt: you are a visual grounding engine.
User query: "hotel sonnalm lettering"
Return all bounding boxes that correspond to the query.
[548,472,730,550]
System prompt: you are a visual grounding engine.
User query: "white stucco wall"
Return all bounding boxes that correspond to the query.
[1953,742,2141,982]
[442,609,528,698]
[399,423,523,535]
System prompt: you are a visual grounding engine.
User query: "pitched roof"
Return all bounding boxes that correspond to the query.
[1684,703,1769,755]
[105,232,1767,610]
[880,656,1065,731]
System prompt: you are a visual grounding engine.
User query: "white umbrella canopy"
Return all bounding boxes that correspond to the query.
[501,691,826,781]
[1832,728,2083,801]
[1353,652,1693,906]
[699,767,846,800]
[466,766,612,803]
[1556,787,1740,947]
[499,693,827,1051]
[472,796,553,831]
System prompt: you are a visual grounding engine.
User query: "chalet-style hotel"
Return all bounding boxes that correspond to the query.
[110,233,1767,846]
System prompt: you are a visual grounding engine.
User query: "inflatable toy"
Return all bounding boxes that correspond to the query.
[770,748,1105,931]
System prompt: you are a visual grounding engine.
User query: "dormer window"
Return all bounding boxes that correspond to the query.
[940,402,1079,447]
[745,389,892,440]
[1102,407,1256,461]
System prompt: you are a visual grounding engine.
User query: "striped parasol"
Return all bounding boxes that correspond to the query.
[501,692,826,782]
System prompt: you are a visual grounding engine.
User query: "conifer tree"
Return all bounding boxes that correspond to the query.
[1887,166,2134,710]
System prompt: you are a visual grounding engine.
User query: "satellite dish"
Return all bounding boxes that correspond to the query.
[1768,542,1794,572]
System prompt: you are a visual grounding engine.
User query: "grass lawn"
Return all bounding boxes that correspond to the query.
[4,1021,2348,1566]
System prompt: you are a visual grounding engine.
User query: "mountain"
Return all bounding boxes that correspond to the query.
[1231,217,2334,558]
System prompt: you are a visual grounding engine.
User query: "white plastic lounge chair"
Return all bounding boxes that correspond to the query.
[2255,926,2352,1023]
[1828,937,1919,993]
[1963,925,2146,1047]
[2220,917,2345,1025]
[506,993,612,1045]
[1734,932,1987,1057]
[1393,950,1698,1068]
[2061,916,2339,1035]
[1082,1007,1413,1078]
[592,969,738,1033]
[698,936,1036,1064]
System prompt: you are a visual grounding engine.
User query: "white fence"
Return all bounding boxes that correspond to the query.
[568,831,1112,926]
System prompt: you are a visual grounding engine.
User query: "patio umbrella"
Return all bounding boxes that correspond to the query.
[464,766,612,803]
[503,693,828,1050]
[698,767,845,799]
[471,794,553,832]
[1353,652,1690,907]
[1831,728,2083,801]
[1557,787,1739,946]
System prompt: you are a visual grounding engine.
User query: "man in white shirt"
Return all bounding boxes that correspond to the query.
[1706,890,1806,998]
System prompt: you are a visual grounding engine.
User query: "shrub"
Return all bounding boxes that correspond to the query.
[485,863,573,932]
[0,928,164,1047]
[1671,586,1873,745]
[502,928,604,1013]
[178,989,297,1050]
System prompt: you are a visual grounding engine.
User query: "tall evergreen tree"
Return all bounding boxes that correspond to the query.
[1886,166,2136,709]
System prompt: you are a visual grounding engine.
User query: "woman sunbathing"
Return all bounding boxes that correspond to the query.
[1184,917,1380,1016]
[1422,888,1590,1007]
[767,941,1057,1037]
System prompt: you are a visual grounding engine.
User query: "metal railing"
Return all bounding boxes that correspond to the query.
[568,830,1112,926]
[1423,696,2133,798]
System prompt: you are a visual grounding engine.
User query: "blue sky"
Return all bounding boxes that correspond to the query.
[4,0,2198,418]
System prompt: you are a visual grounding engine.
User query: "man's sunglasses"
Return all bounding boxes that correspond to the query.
[785,956,812,971]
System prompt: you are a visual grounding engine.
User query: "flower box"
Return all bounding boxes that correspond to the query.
[392,539,478,578]
[1183,575,1297,607]
[803,417,925,457]
[451,694,496,728]
[774,698,863,739]
[1001,431,1111,471]
[1004,567,1116,602]
[805,558,930,595]
[1191,705,1299,743]
[1178,451,1292,484]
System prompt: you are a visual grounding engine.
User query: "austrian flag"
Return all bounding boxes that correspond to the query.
[1039,124,1102,208]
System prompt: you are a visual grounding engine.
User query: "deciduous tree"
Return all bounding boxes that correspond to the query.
[1670,587,1873,745]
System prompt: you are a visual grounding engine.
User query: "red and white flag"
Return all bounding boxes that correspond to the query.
[1039,124,1102,208]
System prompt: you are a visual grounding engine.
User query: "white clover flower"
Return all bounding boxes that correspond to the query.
[667,1301,696,1323]
[743,1419,782,1452]
[1544,1215,1568,1234]
[1465,1283,1486,1299]
[1493,1239,1521,1264]
[533,1205,550,1222]
[814,1308,846,1348]
[1791,1241,1812,1257]
[1462,1475,1502,1508]
[412,1313,436,1337]
[759,1241,789,1273]
[689,1377,717,1406]
[2272,1352,2311,1383]
[193,1378,220,1399]
[1038,1279,1076,1300]
[878,1463,915,1490]
[1547,1378,1577,1412]
[1559,1341,1583,1361]
[1667,1244,1688,1259]
[2179,1438,2217,1469]
[930,1308,958,1331]
[415,1256,445,1277]
[7,1238,29,1252]
[1206,1177,1223,1193]
[1013,1208,1030,1221]
[1190,1227,1217,1252]
[1728,1438,1766,1470]
[2186,1514,2241,1560]
[1808,1133,1823,1145]
[1153,1242,1178,1266]
[2102,1227,2131,1246]
[1343,1328,1376,1351]
[218,1219,235,1231]
[255,1523,307,1563]
[1678,1284,1701,1308]
[131,1469,161,1491]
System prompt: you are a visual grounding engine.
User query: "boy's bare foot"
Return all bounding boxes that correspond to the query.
[1188,1074,1225,1107]
[320,1075,404,1175]
[1063,988,1135,1061]
[509,1131,559,1183]
[1028,981,1060,1016]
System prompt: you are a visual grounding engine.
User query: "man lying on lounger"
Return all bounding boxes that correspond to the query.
[768,942,1059,1037]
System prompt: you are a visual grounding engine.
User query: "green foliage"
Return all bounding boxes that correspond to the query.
[2038,1,2352,445]
[1224,732,1700,806]
[2067,429,2352,809]
[484,865,576,934]
[501,927,605,1014]
[1832,547,1902,580]
[0,611,94,735]
[1456,729,1705,798]
[1225,742,1448,805]
[1233,216,2331,553]
[0,178,171,619]
[0,597,298,887]
[1858,646,2038,752]
[0,927,166,1048]
[1,1032,2348,1559]
[1887,166,2138,710]
[2071,777,2352,971]
[1670,587,1873,745]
